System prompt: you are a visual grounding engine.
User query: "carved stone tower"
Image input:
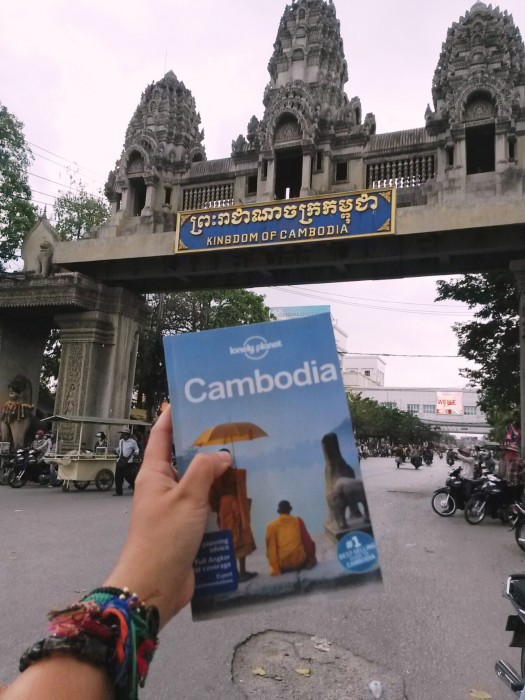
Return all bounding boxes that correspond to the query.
[425,1,525,178]
[104,71,206,234]
[233,0,375,202]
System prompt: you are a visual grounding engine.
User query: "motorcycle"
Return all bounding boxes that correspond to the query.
[495,574,525,695]
[410,454,422,469]
[423,451,433,466]
[509,502,525,553]
[431,467,486,517]
[7,448,57,488]
[463,475,522,524]
[446,451,455,466]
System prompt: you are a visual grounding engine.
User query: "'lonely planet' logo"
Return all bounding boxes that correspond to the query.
[229,335,282,361]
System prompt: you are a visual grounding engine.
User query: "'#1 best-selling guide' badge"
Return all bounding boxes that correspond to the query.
[337,531,379,573]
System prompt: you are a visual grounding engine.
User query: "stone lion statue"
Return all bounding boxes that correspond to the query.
[0,375,34,449]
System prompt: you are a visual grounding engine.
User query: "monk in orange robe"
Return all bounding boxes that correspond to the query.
[209,460,257,582]
[265,500,317,576]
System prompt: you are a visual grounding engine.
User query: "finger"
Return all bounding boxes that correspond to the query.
[140,407,175,480]
[177,451,231,502]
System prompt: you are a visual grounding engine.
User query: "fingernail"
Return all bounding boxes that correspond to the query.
[217,451,232,464]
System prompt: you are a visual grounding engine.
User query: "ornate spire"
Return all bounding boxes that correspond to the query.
[108,71,206,196]
[242,0,374,157]
[427,2,525,130]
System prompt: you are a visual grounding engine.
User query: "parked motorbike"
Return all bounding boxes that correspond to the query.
[509,502,525,553]
[463,475,521,524]
[431,467,486,517]
[495,574,525,695]
[7,448,57,488]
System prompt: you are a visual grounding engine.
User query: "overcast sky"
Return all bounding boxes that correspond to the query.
[2,0,523,389]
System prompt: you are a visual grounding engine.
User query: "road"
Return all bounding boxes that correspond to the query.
[0,457,524,699]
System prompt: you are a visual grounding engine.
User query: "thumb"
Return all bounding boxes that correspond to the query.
[177,451,232,502]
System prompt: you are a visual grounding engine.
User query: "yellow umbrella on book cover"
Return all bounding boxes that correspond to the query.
[192,422,268,447]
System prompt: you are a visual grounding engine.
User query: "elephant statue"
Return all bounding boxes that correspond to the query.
[327,477,370,529]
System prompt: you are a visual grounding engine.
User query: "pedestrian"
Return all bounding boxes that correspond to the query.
[114,428,139,496]
[394,444,404,468]
[0,406,232,699]
[93,431,108,453]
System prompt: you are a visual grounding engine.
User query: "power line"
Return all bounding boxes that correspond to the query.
[27,171,99,197]
[275,285,469,310]
[271,285,473,317]
[345,351,460,358]
[27,140,105,179]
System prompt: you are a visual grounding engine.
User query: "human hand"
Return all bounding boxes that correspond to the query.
[104,406,231,628]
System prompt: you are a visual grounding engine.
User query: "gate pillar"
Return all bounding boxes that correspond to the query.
[53,292,144,448]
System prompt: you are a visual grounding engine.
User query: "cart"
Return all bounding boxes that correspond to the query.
[44,415,151,492]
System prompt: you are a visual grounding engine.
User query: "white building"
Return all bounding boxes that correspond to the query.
[342,354,386,389]
[270,305,348,356]
[270,305,488,434]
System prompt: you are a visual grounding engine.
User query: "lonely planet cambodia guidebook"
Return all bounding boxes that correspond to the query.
[164,313,381,620]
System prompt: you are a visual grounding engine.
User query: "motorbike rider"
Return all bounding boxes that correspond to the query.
[31,430,54,485]
[31,430,51,464]
[422,444,433,463]
[455,446,476,479]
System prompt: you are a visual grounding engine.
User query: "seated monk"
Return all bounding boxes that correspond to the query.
[265,500,317,576]
[208,450,257,582]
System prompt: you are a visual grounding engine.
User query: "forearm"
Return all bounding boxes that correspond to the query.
[1,656,112,700]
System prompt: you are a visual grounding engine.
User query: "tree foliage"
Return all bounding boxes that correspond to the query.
[54,178,110,240]
[0,104,36,269]
[347,392,442,444]
[134,290,272,417]
[435,272,519,415]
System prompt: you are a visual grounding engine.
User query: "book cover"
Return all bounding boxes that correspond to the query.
[163,313,381,620]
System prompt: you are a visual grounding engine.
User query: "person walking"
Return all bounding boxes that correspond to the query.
[114,428,139,496]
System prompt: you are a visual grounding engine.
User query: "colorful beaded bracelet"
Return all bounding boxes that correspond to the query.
[19,587,159,700]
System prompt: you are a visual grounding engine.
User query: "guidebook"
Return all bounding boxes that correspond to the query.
[164,313,381,620]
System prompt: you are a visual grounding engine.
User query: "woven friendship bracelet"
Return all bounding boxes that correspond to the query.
[19,587,159,700]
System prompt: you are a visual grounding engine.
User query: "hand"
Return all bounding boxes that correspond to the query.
[103,407,231,628]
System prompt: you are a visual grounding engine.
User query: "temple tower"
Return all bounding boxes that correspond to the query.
[104,71,206,235]
[425,1,525,181]
[233,0,376,201]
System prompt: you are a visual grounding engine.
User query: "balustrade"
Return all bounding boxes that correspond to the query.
[182,183,234,211]
[366,154,436,189]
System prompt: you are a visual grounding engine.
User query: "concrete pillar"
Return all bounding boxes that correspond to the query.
[120,188,129,216]
[495,133,507,170]
[53,306,141,449]
[262,158,276,202]
[300,153,312,197]
[142,184,155,215]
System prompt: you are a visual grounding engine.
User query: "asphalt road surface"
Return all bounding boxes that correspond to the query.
[1,457,524,699]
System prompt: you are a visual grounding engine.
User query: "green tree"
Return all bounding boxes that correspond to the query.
[0,103,36,269]
[134,290,272,418]
[347,392,441,445]
[54,177,110,240]
[435,272,519,415]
